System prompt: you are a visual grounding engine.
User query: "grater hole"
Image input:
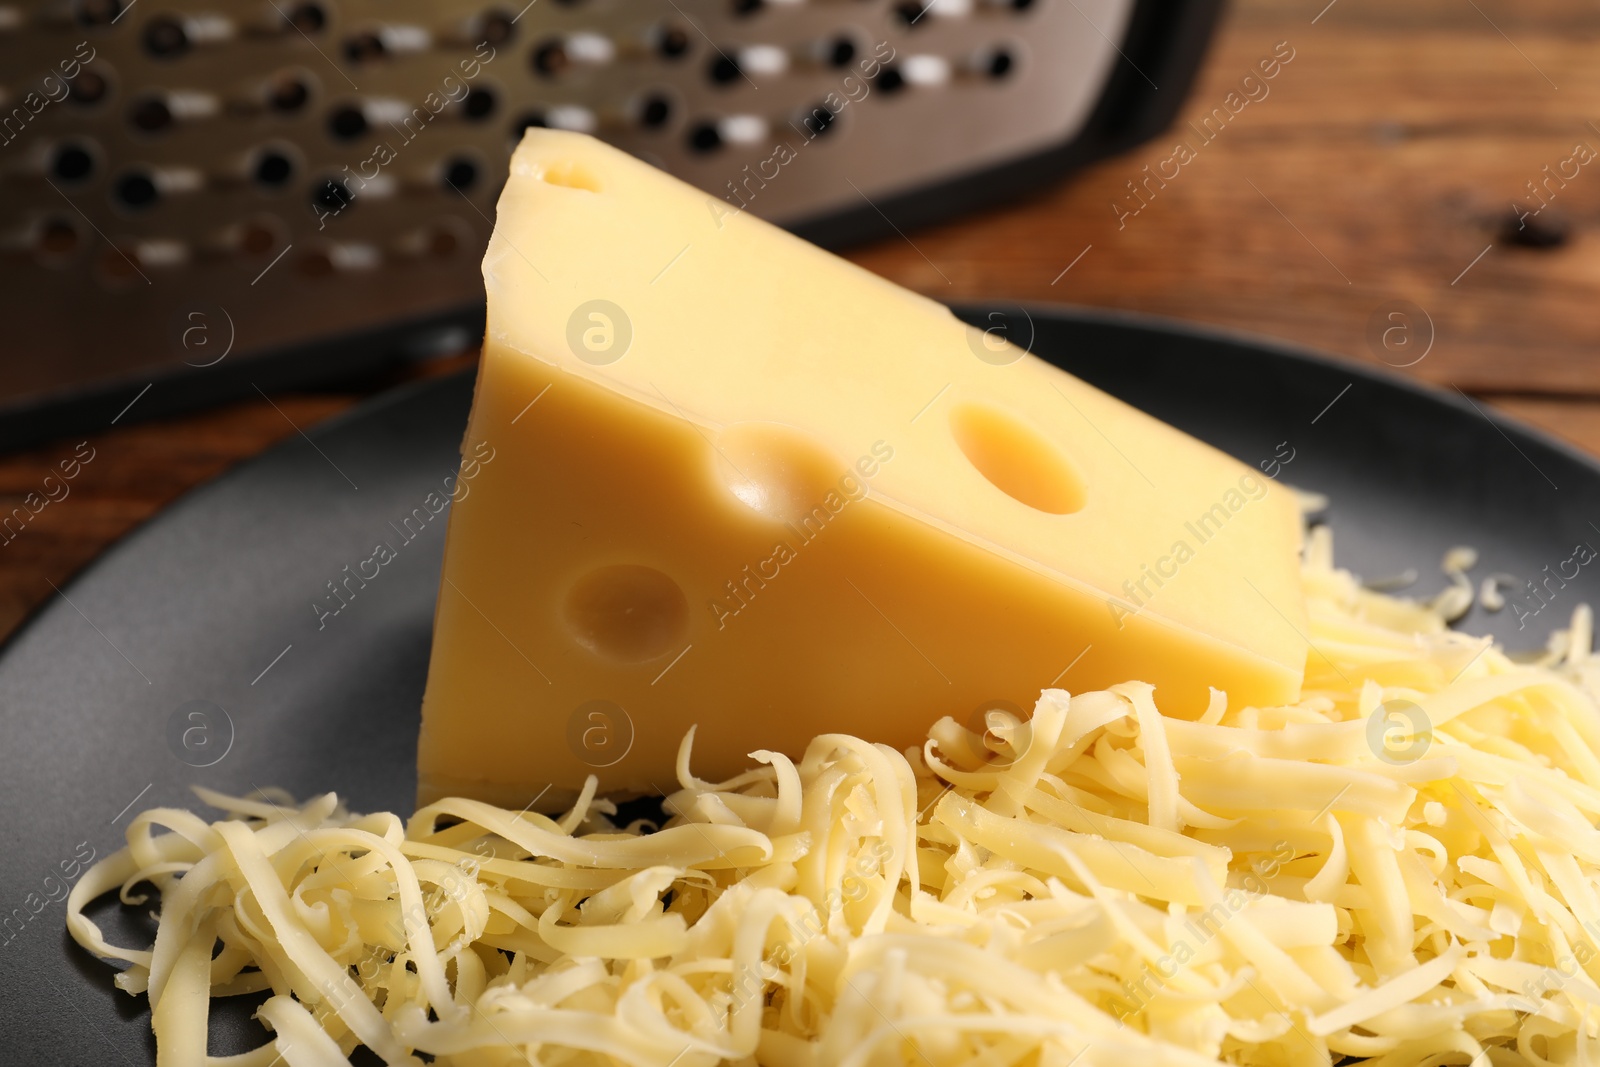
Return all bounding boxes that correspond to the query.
[36,218,80,262]
[328,105,368,140]
[100,243,143,283]
[312,176,353,215]
[532,40,568,77]
[797,103,837,138]
[462,87,496,121]
[988,48,1015,78]
[709,54,741,85]
[877,67,907,94]
[70,67,109,105]
[114,170,159,210]
[513,110,548,133]
[656,26,690,59]
[52,142,96,183]
[637,93,672,128]
[299,249,335,277]
[239,220,279,255]
[892,1,928,27]
[74,0,121,26]
[443,157,479,191]
[253,149,294,188]
[130,95,172,132]
[286,2,325,33]
[344,32,385,62]
[688,122,722,153]
[826,36,856,68]
[732,0,762,14]
[1010,0,1036,9]
[143,16,189,58]
[477,10,515,46]
[267,72,311,112]
[427,225,460,259]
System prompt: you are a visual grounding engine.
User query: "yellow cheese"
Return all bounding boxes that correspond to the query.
[417,130,1307,809]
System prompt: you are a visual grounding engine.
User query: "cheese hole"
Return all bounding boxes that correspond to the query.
[949,403,1085,515]
[714,422,847,525]
[537,160,601,192]
[564,565,688,663]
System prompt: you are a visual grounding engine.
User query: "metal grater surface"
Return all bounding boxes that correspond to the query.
[0,0,1217,448]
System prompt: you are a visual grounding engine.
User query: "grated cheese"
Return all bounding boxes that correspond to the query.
[66,526,1600,1065]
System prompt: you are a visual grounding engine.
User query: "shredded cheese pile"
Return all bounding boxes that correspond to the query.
[69,527,1600,1066]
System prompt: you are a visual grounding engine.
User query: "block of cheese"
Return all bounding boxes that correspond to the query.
[417,130,1307,810]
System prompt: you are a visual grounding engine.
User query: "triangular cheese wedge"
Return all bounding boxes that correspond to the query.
[418,130,1307,809]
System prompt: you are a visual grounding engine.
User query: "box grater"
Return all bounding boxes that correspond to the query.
[0,0,1222,449]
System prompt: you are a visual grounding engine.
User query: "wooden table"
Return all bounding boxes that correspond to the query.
[4,0,1598,644]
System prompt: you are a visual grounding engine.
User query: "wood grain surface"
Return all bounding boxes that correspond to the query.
[851,0,1600,397]
[4,0,1599,645]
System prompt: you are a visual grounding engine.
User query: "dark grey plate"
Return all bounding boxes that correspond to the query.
[5,306,1598,1064]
